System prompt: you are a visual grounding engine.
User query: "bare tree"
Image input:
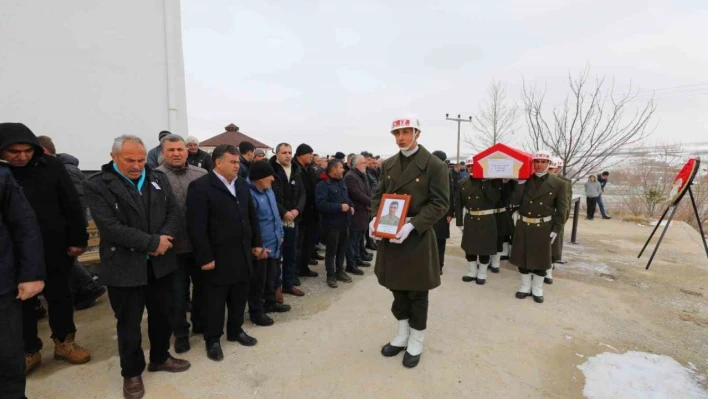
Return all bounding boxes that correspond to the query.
[522,66,657,182]
[464,80,519,152]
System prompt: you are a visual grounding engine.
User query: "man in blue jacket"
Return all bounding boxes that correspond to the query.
[0,163,45,399]
[247,161,291,327]
[316,159,355,288]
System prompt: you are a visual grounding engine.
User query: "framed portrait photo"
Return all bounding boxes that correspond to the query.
[373,194,412,239]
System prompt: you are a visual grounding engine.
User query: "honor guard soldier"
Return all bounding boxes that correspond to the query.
[546,157,573,284]
[509,150,569,303]
[370,116,449,368]
[455,156,501,285]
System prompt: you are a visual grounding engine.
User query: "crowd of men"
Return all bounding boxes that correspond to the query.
[1,119,584,399]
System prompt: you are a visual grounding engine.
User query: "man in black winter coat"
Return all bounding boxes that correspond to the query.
[85,135,190,398]
[270,143,306,296]
[0,122,90,373]
[345,154,373,275]
[186,144,264,362]
[238,141,256,180]
[186,136,214,172]
[37,135,106,310]
[293,143,320,279]
[0,163,45,399]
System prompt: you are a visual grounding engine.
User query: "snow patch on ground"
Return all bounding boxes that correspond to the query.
[578,351,708,399]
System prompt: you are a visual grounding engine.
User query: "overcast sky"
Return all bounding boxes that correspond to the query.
[181,0,708,159]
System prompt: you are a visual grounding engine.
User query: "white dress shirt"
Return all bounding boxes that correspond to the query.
[214,170,236,197]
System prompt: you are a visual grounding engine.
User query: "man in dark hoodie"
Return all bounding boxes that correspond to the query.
[316,159,355,288]
[0,122,90,373]
[270,143,306,297]
[37,135,107,310]
[238,141,256,180]
[0,160,45,399]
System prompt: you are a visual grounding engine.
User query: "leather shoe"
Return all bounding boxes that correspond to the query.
[381,344,406,357]
[544,277,554,285]
[123,376,145,399]
[346,267,364,276]
[489,267,500,274]
[282,286,305,296]
[206,342,223,361]
[403,351,421,368]
[251,313,275,327]
[357,261,371,267]
[366,243,378,251]
[228,331,258,346]
[174,336,190,354]
[147,355,191,373]
[264,303,291,313]
[308,259,319,266]
[361,253,374,261]
[299,269,319,277]
[313,253,325,261]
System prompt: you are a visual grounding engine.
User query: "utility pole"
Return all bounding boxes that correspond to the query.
[445,113,472,164]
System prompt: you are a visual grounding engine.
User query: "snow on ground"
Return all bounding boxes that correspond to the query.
[578,351,708,399]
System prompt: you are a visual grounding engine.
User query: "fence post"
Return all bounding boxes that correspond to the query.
[571,196,580,244]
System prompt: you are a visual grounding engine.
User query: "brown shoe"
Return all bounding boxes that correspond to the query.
[123,376,145,399]
[53,333,91,364]
[147,355,191,373]
[276,286,284,303]
[24,352,41,375]
[282,286,305,297]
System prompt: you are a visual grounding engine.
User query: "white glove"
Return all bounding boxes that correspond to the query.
[517,179,527,184]
[457,225,464,232]
[369,218,381,241]
[390,223,415,244]
[550,232,557,244]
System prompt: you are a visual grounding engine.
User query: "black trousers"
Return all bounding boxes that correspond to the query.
[465,254,491,264]
[172,253,204,338]
[518,267,547,277]
[391,290,429,331]
[204,282,249,344]
[70,259,101,295]
[0,294,25,399]
[249,258,278,317]
[587,197,598,219]
[107,270,174,378]
[436,239,446,269]
[323,227,348,277]
[22,267,75,353]
[297,221,318,273]
[346,229,364,267]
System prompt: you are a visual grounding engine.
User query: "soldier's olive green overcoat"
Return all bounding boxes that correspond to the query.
[552,174,573,259]
[372,146,450,291]
[455,178,500,256]
[509,174,569,270]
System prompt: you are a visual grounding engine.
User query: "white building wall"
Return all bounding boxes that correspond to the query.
[0,0,189,170]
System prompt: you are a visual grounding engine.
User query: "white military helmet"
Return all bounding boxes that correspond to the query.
[555,158,564,168]
[390,116,422,133]
[465,155,475,166]
[550,157,561,169]
[533,150,552,161]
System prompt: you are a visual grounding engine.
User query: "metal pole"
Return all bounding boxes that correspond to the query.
[688,185,708,260]
[645,205,679,270]
[445,114,472,165]
[638,205,671,258]
[571,197,580,244]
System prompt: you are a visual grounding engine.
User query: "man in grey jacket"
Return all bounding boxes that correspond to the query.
[86,135,190,399]
[156,134,207,354]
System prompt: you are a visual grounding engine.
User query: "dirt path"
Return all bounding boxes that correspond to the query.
[26,218,708,398]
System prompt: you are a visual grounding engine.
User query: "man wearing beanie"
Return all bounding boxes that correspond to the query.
[147,130,171,169]
[247,161,292,327]
[294,143,321,279]
[0,122,91,373]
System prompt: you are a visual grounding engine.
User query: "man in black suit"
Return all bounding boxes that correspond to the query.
[186,144,264,362]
